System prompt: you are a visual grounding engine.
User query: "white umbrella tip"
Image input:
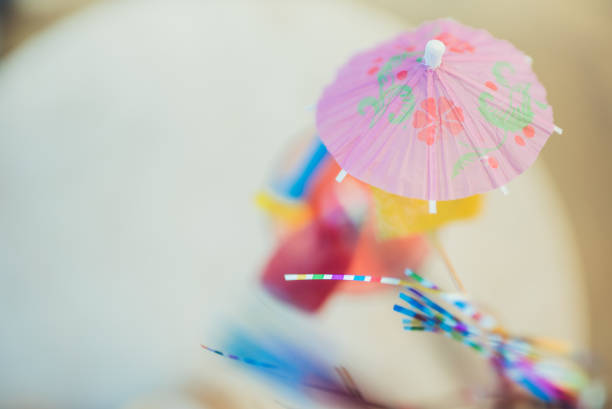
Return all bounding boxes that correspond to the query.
[428,200,437,214]
[424,39,446,69]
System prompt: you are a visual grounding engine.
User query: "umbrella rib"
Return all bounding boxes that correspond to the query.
[437,70,508,189]
[360,64,425,192]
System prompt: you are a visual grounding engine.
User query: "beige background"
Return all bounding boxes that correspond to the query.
[1,0,610,407]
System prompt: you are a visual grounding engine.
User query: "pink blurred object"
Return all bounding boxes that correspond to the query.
[261,210,358,313]
[260,147,428,313]
[316,18,558,200]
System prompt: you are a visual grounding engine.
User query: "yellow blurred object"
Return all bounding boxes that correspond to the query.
[529,337,573,355]
[255,191,312,230]
[372,187,484,238]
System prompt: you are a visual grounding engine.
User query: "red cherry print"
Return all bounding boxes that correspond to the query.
[405,46,415,52]
[515,135,526,146]
[396,70,407,80]
[485,81,498,91]
[488,157,499,169]
[523,125,535,138]
[367,66,379,75]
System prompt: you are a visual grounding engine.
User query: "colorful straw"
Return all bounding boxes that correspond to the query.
[390,275,588,406]
[285,268,592,407]
[200,345,278,369]
[284,269,497,329]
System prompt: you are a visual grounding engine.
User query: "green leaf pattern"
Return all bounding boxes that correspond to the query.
[452,131,508,178]
[452,61,541,178]
[478,62,533,132]
[357,52,417,128]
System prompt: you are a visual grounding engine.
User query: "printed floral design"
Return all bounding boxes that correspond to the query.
[358,51,417,128]
[452,61,541,178]
[435,32,475,53]
[485,81,498,91]
[514,125,535,147]
[412,97,464,145]
[479,62,533,132]
[486,156,499,169]
[367,66,379,75]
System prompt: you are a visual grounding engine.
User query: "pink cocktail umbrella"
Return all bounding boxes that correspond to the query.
[317,19,562,212]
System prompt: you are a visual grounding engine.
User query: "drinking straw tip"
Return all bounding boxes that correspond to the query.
[336,169,348,183]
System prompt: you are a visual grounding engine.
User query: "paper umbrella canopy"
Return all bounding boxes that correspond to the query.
[316,18,562,202]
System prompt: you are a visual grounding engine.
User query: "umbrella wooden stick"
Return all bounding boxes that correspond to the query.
[429,231,465,292]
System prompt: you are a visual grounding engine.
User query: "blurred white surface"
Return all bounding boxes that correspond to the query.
[0,1,588,408]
